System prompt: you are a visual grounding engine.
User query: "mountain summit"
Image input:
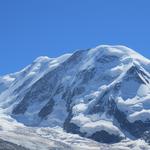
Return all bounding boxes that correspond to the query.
[0,45,150,149]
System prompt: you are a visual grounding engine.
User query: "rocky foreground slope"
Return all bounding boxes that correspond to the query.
[0,139,29,150]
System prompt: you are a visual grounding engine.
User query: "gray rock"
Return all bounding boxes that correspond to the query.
[0,139,29,150]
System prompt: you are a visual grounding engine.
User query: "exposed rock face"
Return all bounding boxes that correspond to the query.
[38,98,55,118]
[89,131,122,144]
[0,45,150,144]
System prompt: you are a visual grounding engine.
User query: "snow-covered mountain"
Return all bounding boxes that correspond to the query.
[0,45,150,149]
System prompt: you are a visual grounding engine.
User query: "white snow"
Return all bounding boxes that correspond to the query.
[117,95,150,123]
[137,84,150,97]
[71,113,124,137]
[2,75,15,82]
[80,120,123,137]
[72,103,88,114]
[128,109,150,123]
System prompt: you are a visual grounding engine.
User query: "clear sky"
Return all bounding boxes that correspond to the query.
[0,0,150,75]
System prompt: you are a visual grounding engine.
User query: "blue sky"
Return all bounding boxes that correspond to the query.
[0,0,150,75]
